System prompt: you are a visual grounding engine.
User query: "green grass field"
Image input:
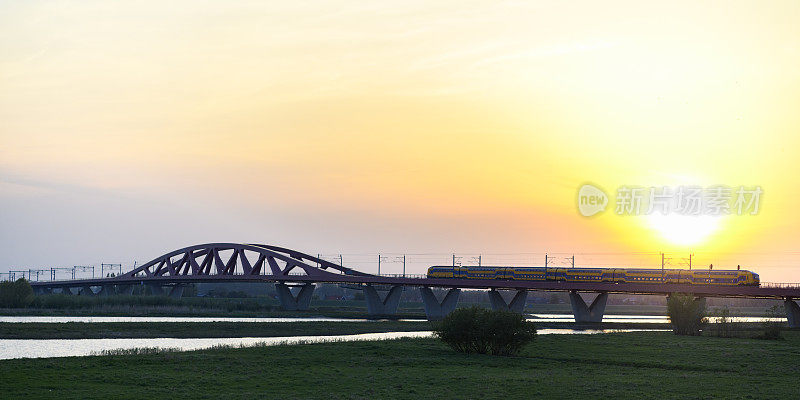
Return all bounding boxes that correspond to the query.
[1,331,798,399]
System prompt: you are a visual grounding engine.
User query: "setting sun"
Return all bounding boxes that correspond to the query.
[645,214,724,247]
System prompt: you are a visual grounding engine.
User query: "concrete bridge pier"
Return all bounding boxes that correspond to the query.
[785,298,800,328]
[569,291,608,323]
[98,285,116,296]
[79,286,96,296]
[363,285,403,316]
[32,287,52,296]
[488,289,527,313]
[145,284,164,296]
[420,287,460,321]
[168,285,185,299]
[275,283,314,311]
[117,285,135,296]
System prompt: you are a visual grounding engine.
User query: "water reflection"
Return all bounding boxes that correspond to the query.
[0,331,431,360]
[527,314,782,323]
[0,329,668,360]
[0,316,387,323]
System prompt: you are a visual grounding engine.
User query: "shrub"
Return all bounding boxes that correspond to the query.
[0,278,34,308]
[667,293,706,336]
[433,306,536,356]
[756,305,784,340]
[709,306,736,337]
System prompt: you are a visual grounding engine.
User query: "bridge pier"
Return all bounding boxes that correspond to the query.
[79,286,96,296]
[420,287,460,321]
[275,283,314,311]
[98,285,116,297]
[168,285,185,299]
[569,291,608,323]
[117,285,135,296]
[32,287,51,296]
[488,289,527,313]
[785,298,800,328]
[363,285,403,317]
[145,284,164,296]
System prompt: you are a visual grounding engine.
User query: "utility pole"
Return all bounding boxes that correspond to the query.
[470,255,482,267]
[571,255,575,268]
[452,254,455,267]
[689,253,692,270]
[661,252,665,283]
[543,253,549,281]
[395,255,406,277]
[378,255,389,276]
[101,263,121,277]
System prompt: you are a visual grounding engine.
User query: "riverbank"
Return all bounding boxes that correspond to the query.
[0,306,425,319]
[0,331,797,398]
[0,320,789,339]
[0,321,431,339]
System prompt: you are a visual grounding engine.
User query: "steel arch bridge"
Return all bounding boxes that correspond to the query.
[123,243,373,281]
[25,242,800,325]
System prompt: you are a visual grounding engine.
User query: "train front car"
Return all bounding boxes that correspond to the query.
[742,270,759,286]
[687,269,760,286]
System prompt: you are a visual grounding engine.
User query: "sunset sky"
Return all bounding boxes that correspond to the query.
[2,1,799,280]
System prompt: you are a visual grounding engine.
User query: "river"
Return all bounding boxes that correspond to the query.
[0,314,771,360]
[0,329,670,360]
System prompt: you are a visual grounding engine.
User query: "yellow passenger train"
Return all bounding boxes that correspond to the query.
[426,266,760,286]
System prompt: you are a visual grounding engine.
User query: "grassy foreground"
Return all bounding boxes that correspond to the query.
[1,332,798,399]
[0,321,430,339]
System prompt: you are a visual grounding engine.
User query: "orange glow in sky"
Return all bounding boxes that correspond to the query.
[1,1,799,281]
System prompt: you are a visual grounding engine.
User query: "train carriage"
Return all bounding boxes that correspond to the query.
[508,267,546,281]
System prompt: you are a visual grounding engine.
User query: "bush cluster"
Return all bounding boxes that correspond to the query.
[709,306,738,338]
[433,306,536,356]
[667,293,707,336]
[757,305,784,340]
[0,278,34,308]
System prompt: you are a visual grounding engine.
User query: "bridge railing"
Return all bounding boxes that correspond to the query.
[760,282,800,289]
[373,274,428,279]
[27,271,431,282]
